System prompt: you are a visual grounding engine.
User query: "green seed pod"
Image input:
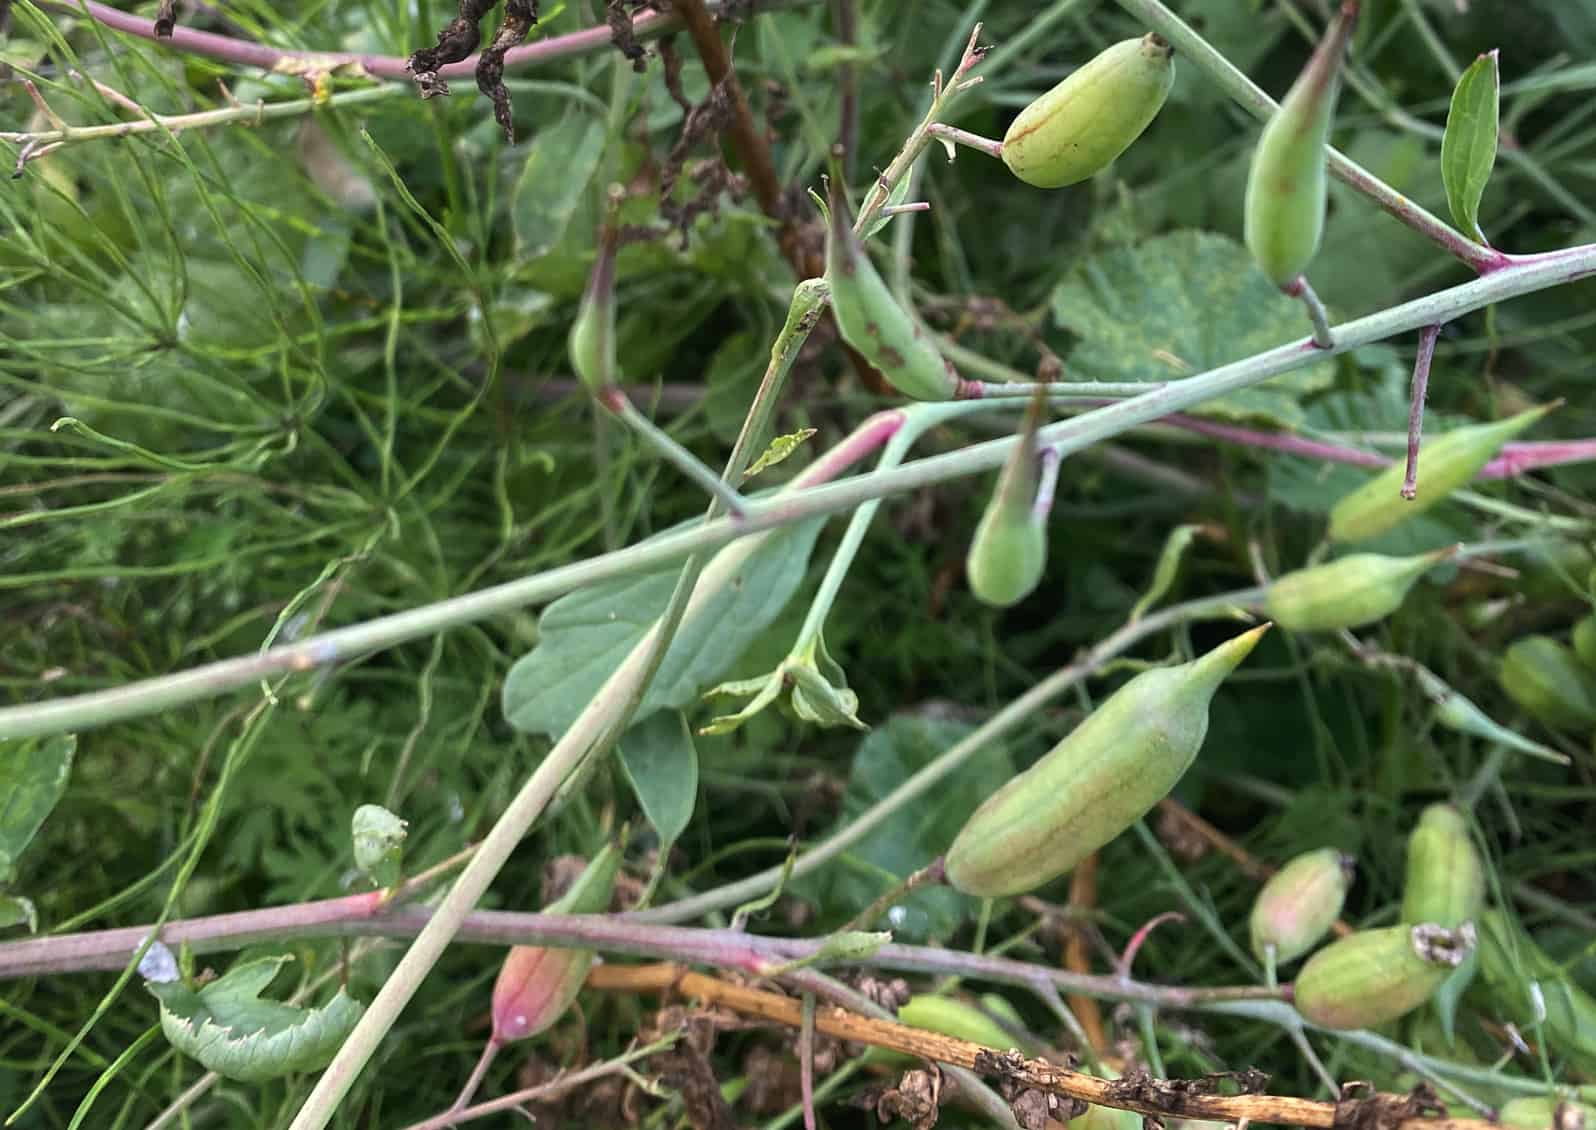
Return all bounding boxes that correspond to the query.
[825,182,959,401]
[1328,405,1555,543]
[1400,804,1483,930]
[491,842,621,1044]
[1249,847,1354,965]
[1000,35,1175,189]
[568,211,620,395]
[1475,911,1596,1075]
[1499,1097,1596,1130]
[1264,549,1450,632]
[1243,2,1356,286]
[1573,615,1596,670]
[946,625,1268,897]
[897,995,1020,1051]
[1292,922,1475,1030]
[1499,635,1596,730]
[968,391,1049,607]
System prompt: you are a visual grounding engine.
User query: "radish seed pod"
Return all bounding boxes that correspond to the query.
[1249,847,1353,965]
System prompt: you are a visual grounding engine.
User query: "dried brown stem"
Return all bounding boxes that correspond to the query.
[1064,855,1108,1053]
[585,963,1494,1130]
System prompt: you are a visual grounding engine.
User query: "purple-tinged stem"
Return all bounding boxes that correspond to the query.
[1481,440,1596,479]
[1403,324,1443,499]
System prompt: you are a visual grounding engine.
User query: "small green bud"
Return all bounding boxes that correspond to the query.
[1499,1098,1596,1130]
[1292,922,1475,1030]
[968,391,1049,607]
[1243,2,1357,286]
[825,181,960,401]
[568,209,620,395]
[1264,549,1449,632]
[1329,405,1555,542]
[1249,848,1353,965]
[491,842,621,1044]
[1400,804,1483,930]
[1573,615,1596,670]
[351,804,407,889]
[946,625,1268,897]
[1000,35,1175,189]
[1499,635,1596,730]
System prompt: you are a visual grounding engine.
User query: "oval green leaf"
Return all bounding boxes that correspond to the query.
[618,711,699,845]
[1440,50,1500,245]
[0,733,76,883]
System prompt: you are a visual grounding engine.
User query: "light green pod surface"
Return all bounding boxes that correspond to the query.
[1249,847,1353,965]
[897,995,1019,1051]
[1243,6,1354,286]
[1001,35,1174,189]
[1292,924,1468,1030]
[1400,804,1483,929]
[826,186,959,401]
[968,497,1047,608]
[568,226,619,393]
[1573,615,1596,670]
[1264,550,1444,632]
[1499,1097,1596,1130]
[1329,405,1553,542]
[1499,635,1596,729]
[945,625,1267,897]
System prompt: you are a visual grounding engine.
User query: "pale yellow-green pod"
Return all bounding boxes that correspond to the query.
[968,390,1049,608]
[1292,922,1474,1030]
[1328,404,1555,543]
[1400,804,1483,930]
[568,218,619,395]
[945,625,1267,897]
[1243,2,1356,287]
[1000,35,1175,189]
[1249,847,1353,965]
[897,995,1020,1051]
[1499,635,1596,729]
[1264,549,1449,632]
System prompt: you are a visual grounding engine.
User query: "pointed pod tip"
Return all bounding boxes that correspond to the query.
[1188,622,1271,687]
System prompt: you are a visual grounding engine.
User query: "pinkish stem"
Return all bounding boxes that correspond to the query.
[1403,324,1443,499]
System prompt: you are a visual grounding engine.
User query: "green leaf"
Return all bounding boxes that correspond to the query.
[512,110,608,260]
[0,733,75,883]
[147,956,364,1082]
[1440,51,1500,245]
[618,712,699,845]
[502,517,826,736]
[743,428,818,480]
[0,895,37,933]
[1049,231,1336,425]
[806,717,1013,944]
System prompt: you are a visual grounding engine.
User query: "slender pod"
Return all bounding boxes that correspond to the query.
[1243,2,1358,287]
[1499,635,1596,729]
[1264,548,1450,632]
[1000,35,1175,189]
[825,181,960,401]
[568,199,621,396]
[1249,848,1353,965]
[1329,404,1555,542]
[967,390,1049,607]
[1400,804,1483,929]
[945,625,1268,897]
[1292,922,1475,1030]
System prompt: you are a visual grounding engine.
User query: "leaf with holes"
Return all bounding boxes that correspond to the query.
[1441,51,1499,245]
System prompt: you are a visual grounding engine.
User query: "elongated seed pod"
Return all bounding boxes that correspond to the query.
[1329,405,1554,542]
[945,625,1268,897]
[1243,3,1357,286]
[825,182,960,401]
[1292,922,1475,1030]
[568,213,620,395]
[968,390,1049,607]
[1573,615,1596,670]
[1249,848,1353,965]
[1000,35,1175,189]
[1264,549,1449,632]
[1499,1097,1596,1130]
[898,995,1020,1051]
[1400,804,1483,929]
[1499,635,1596,729]
[491,843,621,1044]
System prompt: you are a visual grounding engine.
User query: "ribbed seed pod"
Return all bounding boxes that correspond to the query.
[825,182,959,401]
[1328,405,1555,542]
[491,843,621,1044]
[1243,2,1357,286]
[1573,615,1596,670]
[1249,848,1354,965]
[1000,35,1175,189]
[968,391,1049,607]
[945,625,1268,897]
[1292,922,1475,1030]
[1499,635,1596,729]
[1264,549,1449,632]
[1400,804,1483,929]
[1499,1097,1596,1130]
[568,210,620,395]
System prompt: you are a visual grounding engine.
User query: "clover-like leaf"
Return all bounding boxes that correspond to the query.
[1440,51,1499,246]
[147,955,363,1082]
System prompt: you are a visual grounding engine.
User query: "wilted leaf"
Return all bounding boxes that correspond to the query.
[0,733,75,883]
[1440,51,1499,245]
[618,711,698,845]
[1050,231,1336,425]
[512,110,608,260]
[147,955,363,1082]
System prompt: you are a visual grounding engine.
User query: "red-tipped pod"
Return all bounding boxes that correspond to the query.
[968,392,1049,607]
[1249,848,1353,965]
[1264,548,1449,632]
[1000,35,1175,189]
[945,626,1268,897]
[490,842,620,1044]
[825,182,960,401]
[1499,635,1596,730]
[1400,804,1483,930]
[568,200,621,396]
[1329,404,1555,542]
[1243,3,1357,287]
[1293,921,1475,1030]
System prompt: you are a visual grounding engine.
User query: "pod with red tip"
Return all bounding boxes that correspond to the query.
[1249,847,1353,965]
